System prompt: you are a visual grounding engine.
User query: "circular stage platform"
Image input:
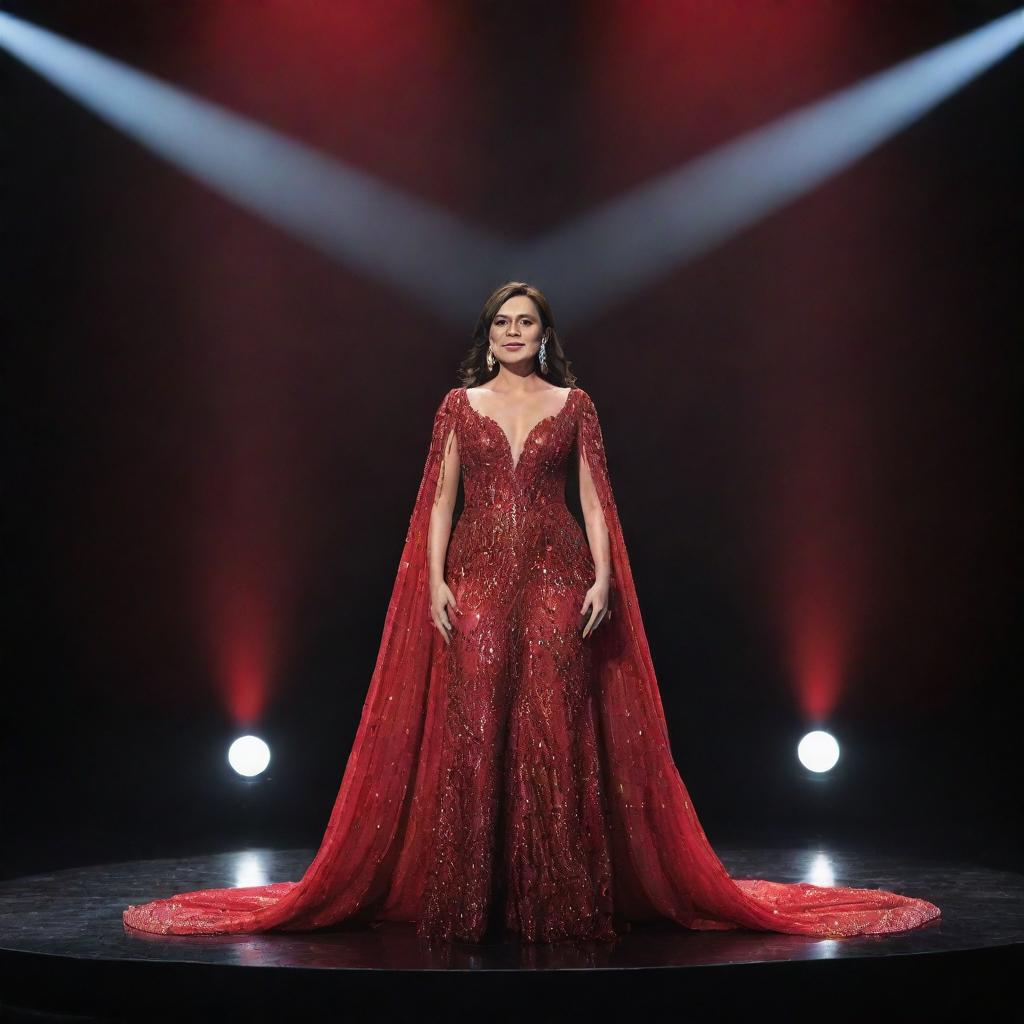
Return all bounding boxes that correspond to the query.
[1,846,1020,1021]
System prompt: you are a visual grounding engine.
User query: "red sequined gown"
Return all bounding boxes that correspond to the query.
[123,386,940,942]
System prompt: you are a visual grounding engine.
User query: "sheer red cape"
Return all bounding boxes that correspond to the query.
[123,388,940,939]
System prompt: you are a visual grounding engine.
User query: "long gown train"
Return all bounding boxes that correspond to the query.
[123,386,940,942]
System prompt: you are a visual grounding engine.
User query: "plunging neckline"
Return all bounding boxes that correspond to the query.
[463,386,577,473]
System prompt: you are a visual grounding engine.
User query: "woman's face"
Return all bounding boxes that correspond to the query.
[488,296,546,369]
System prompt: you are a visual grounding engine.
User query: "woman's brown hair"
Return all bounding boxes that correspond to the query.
[457,281,577,388]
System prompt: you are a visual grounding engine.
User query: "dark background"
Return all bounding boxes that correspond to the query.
[2,0,1021,880]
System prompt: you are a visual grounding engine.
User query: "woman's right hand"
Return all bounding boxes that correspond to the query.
[430,580,461,646]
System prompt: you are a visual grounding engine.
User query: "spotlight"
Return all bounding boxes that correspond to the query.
[797,730,840,773]
[227,735,271,778]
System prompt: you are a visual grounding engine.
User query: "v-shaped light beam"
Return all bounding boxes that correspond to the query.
[3,8,1022,330]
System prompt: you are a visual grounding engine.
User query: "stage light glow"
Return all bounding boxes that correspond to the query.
[533,6,1024,326]
[0,11,501,315]
[798,730,840,773]
[233,851,270,889]
[803,851,837,888]
[2,8,1021,331]
[228,735,271,778]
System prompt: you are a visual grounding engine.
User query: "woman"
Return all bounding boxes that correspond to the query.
[123,282,940,943]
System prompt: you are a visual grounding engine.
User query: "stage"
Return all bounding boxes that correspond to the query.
[1,845,1019,1020]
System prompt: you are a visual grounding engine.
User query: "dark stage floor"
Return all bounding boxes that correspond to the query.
[0,845,1020,1021]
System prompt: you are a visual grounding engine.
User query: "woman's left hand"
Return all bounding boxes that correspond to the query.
[580,580,610,639]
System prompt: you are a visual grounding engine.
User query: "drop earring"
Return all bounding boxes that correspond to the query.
[539,336,548,375]
[486,348,496,371]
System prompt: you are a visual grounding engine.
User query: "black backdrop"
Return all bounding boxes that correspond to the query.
[3,0,1021,880]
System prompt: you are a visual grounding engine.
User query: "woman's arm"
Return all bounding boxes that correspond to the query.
[579,441,611,588]
[428,424,460,581]
[427,423,461,643]
[578,408,611,638]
